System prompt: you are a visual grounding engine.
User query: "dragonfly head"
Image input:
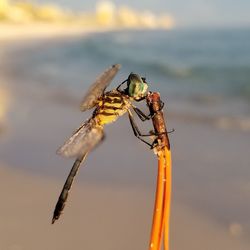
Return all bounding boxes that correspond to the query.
[127,73,148,100]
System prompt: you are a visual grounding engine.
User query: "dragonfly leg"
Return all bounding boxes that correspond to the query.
[133,98,165,122]
[140,130,175,137]
[159,100,164,111]
[128,110,152,148]
[116,79,128,92]
[134,96,146,102]
[133,104,169,122]
[132,106,152,121]
[128,112,174,149]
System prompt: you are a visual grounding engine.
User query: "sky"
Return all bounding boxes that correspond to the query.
[35,0,250,28]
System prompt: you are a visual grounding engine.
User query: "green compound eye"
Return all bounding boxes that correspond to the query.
[128,73,148,99]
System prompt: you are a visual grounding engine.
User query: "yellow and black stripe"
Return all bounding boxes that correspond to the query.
[95,91,129,125]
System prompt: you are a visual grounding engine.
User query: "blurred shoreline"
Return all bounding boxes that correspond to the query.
[0,0,174,33]
[0,23,106,41]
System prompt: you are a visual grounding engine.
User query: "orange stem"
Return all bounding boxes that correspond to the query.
[149,147,172,250]
[163,147,172,250]
[149,152,166,250]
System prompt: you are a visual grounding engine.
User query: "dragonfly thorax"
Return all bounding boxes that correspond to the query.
[127,73,148,100]
[95,90,130,126]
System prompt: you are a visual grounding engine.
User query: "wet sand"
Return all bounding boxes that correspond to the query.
[0,31,250,249]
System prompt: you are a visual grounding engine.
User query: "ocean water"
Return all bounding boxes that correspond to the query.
[3,29,250,129]
[7,29,250,98]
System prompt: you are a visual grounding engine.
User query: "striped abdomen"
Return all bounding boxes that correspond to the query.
[95,91,130,125]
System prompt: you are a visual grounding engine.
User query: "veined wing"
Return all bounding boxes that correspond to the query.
[80,64,121,111]
[57,119,104,158]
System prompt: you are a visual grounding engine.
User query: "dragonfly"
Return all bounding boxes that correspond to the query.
[52,64,157,224]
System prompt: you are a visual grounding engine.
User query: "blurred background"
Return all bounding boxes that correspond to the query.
[0,1,250,250]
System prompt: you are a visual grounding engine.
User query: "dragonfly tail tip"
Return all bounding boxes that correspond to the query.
[51,217,56,224]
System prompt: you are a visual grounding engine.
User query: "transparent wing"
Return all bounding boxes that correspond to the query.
[57,119,104,158]
[80,64,121,111]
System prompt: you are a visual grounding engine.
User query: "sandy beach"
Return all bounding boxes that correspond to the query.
[0,23,108,41]
[1,27,250,249]
[0,162,249,250]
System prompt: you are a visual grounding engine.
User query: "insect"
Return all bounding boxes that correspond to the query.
[52,64,156,224]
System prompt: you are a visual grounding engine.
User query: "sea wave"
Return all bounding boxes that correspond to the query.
[168,111,250,132]
[79,35,250,93]
[3,29,250,107]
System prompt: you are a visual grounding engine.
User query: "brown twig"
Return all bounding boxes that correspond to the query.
[147,92,172,250]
